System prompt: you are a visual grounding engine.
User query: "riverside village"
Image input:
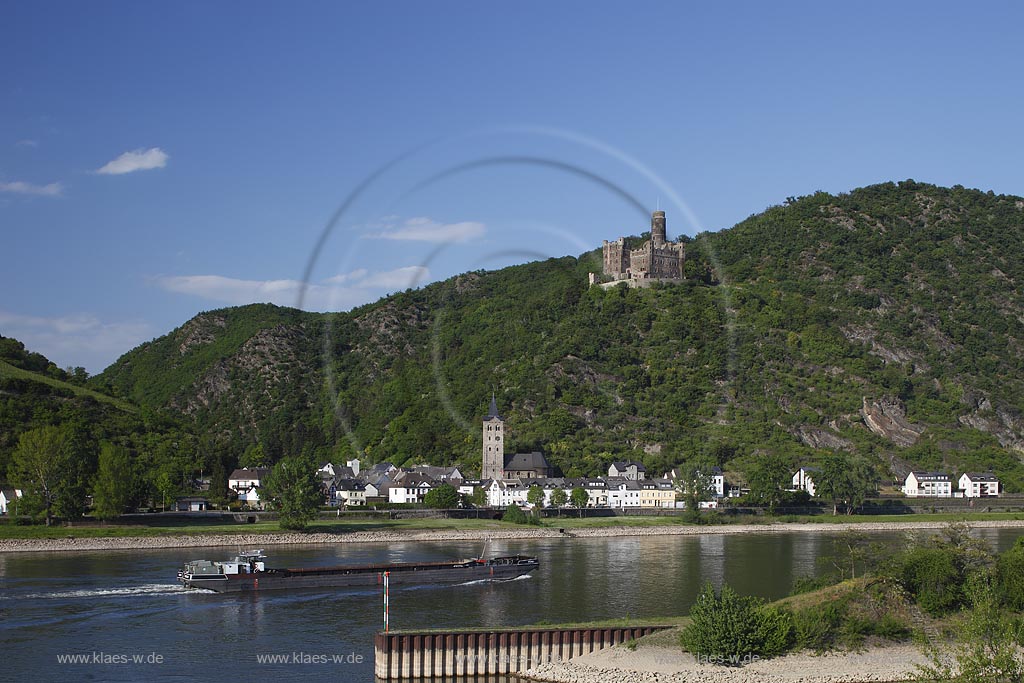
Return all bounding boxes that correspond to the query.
[205,393,1001,516]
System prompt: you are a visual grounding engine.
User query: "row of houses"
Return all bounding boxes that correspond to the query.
[224,460,690,510]
[791,467,1002,499]
[219,460,1006,512]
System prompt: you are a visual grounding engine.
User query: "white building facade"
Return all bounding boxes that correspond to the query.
[903,471,953,497]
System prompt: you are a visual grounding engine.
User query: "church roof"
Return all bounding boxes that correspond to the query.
[504,451,551,471]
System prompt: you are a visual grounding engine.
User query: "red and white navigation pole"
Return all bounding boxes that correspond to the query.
[383,571,390,633]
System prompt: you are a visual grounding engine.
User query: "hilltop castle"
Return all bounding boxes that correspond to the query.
[592,210,686,287]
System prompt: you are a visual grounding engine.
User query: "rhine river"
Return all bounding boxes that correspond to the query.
[2,527,1022,682]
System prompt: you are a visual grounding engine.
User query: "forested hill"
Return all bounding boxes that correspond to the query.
[0,337,182,480]
[95,181,1024,489]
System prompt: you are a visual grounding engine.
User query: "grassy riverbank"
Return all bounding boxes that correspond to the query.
[2,509,1024,540]
[2,510,1024,541]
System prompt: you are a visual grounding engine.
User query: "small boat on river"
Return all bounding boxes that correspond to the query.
[177,549,539,593]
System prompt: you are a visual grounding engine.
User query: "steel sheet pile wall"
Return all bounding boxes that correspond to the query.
[374,625,669,680]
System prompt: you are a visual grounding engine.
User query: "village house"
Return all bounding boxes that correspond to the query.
[0,487,23,515]
[229,468,270,508]
[362,480,387,504]
[580,478,609,507]
[792,467,818,497]
[332,479,367,506]
[665,466,728,499]
[485,478,531,509]
[959,472,1001,497]
[388,472,436,504]
[639,479,676,508]
[406,465,466,483]
[606,478,643,508]
[903,471,954,497]
[456,478,488,500]
[608,460,646,480]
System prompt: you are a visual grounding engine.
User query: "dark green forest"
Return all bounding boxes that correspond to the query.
[4,180,1024,500]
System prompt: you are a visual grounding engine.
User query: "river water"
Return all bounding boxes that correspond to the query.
[2,528,1021,682]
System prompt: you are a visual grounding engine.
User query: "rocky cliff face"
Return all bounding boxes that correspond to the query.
[958,390,1024,453]
[861,396,926,447]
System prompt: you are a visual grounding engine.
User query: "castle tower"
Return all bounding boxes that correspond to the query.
[651,210,667,247]
[482,395,505,480]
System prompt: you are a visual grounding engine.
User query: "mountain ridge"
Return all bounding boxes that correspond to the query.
[91,180,1024,489]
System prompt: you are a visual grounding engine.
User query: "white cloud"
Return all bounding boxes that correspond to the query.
[96,147,168,175]
[366,216,485,243]
[323,268,368,284]
[324,266,429,289]
[157,266,432,311]
[0,180,63,196]
[0,310,154,374]
[16,139,38,148]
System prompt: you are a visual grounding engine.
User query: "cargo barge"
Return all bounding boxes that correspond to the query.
[177,550,539,593]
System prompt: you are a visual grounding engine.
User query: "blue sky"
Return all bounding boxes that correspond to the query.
[2,1,1023,373]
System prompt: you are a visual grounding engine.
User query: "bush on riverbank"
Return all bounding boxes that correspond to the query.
[790,584,911,652]
[502,504,542,526]
[685,524,1024,668]
[680,583,793,664]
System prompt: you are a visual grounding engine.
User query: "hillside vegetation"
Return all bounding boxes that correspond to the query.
[86,181,1024,488]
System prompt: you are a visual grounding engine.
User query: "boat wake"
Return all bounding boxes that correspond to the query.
[456,573,534,587]
[14,583,192,600]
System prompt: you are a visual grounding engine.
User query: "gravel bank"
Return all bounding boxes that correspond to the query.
[523,641,931,683]
[1,519,1023,554]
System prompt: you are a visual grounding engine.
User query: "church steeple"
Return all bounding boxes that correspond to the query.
[482,395,505,481]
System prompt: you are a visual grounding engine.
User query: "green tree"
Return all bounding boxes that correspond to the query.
[9,425,88,525]
[746,454,789,514]
[570,486,589,515]
[92,442,140,520]
[917,580,1024,683]
[423,482,459,509]
[816,455,876,515]
[153,467,180,511]
[239,443,268,469]
[549,488,568,508]
[263,454,321,531]
[676,458,715,521]
[816,456,846,516]
[526,484,546,510]
[468,486,488,508]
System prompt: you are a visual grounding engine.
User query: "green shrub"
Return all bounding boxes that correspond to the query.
[840,614,874,648]
[995,541,1024,610]
[790,574,838,596]
[501,504,541,525]
[872,613,911,641]
[793,600,845,652]
[897,546,964,616]
[680,583,793,664]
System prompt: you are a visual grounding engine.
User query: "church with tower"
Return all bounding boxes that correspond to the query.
[482,396,554,480]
